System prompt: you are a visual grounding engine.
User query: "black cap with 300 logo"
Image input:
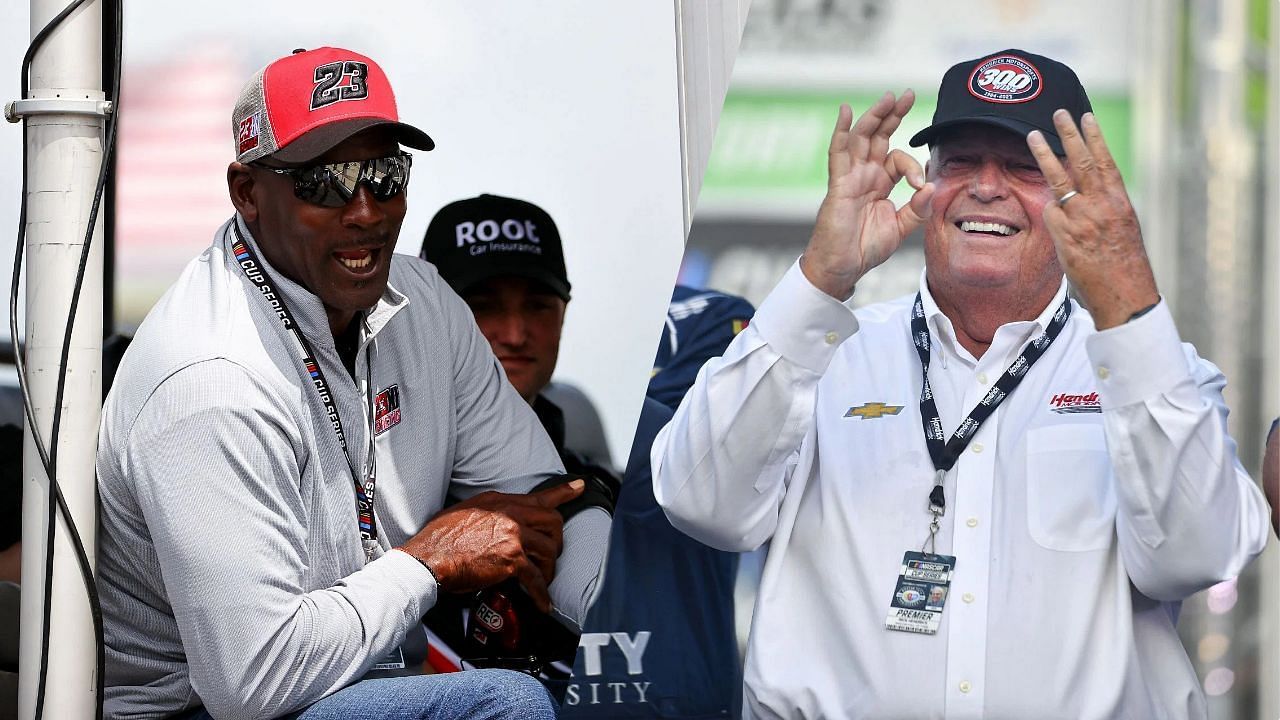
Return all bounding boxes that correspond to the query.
[909,49,1092,156]
[420,193,571,301]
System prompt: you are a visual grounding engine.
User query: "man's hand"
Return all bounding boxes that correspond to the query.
[801,91,934,300]
[1026,110,1160,329]
[399,479,585,612]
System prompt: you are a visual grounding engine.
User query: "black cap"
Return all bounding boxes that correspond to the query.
[909,49,1092,156]
[420,194,571,301]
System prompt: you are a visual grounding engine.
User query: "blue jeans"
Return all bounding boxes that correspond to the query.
[177,670,557,719]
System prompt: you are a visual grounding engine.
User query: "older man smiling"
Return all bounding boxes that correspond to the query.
[652,49,1270,720]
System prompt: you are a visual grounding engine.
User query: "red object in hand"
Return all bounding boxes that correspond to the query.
[470,586,521,651]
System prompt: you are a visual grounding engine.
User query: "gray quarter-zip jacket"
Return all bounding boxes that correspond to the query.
[98,216,607,720]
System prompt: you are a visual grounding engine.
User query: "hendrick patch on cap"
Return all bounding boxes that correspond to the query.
[420,194,571,302]
[232,46,434,164]
[968,54,1043,103]
[909,49,1091,155]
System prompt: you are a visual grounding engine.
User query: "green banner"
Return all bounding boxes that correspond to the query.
[702,90,1133,207]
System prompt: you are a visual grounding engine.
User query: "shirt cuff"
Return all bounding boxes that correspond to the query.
[379,548,441,616]
[1085,299,1188,409]
[750,260,860,375]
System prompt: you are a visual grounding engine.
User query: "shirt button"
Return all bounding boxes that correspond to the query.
[824,331,839,345]
[966,517,978,528]
[1097,366,1110,379]
[971,443,984,453]
[977,372,989,385]
[963,592,975,603]
[959,681,972,694]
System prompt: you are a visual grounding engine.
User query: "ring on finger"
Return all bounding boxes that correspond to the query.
[1057,189,1080,207]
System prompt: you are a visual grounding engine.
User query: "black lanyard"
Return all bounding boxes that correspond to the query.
[228,224,378,544]
[910,293,1071,546]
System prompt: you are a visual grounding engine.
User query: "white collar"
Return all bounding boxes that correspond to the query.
[915,269,1071,366]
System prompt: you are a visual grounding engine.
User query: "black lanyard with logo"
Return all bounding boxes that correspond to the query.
[228,224,379,551]
[885,292,1072,636]
[909,292,1071,551]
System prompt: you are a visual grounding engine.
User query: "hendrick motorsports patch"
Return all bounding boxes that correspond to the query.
[1048,391,1101,414]
[969,54,1042,104]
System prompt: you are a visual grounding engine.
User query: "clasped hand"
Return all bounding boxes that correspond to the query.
[399,479,585,613]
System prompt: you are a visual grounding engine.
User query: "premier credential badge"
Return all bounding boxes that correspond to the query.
[885,551,956,635]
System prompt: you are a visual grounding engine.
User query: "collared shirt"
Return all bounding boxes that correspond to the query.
[652,261,1270,720]
[98,217,608,720]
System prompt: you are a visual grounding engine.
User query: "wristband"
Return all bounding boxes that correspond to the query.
[1127,300,1159,322]
[409,551,441,588]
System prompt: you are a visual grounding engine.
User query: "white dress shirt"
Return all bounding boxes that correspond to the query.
[651,261,1270,720]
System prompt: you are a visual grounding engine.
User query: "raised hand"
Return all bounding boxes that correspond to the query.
[1026,110,1159,329]
[399,479,585,613]
[801,91,935,300]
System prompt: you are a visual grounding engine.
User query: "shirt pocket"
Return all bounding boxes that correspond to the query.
[1025,424,1117,552]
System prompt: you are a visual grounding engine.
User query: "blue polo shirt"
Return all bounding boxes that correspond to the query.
[562,397,738,718]
[648,286,755,412]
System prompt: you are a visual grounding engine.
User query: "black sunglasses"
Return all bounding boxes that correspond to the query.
[256,152,412,208]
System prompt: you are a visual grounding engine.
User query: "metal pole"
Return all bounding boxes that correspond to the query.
[1131,0,1180,307]
[16,0,104,717]
[1181,1,1265,718]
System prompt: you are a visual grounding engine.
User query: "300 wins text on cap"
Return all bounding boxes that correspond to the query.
[909,49,1092,156]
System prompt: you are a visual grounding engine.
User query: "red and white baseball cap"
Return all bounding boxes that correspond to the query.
[231,46,434,164]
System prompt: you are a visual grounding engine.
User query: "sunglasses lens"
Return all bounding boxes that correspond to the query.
[363,154,410,201]
[288,167,334,206]
[290,154,412,208]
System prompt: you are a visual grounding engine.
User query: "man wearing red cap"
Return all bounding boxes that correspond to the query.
[97,48,607,720]
[652,49,1270,719]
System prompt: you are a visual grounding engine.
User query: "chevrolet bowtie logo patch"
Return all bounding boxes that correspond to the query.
[845,402,903,419]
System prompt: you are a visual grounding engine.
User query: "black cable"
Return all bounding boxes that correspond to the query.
[8,0,121,717]
[54,2,118,715]
[93,3,122,715]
